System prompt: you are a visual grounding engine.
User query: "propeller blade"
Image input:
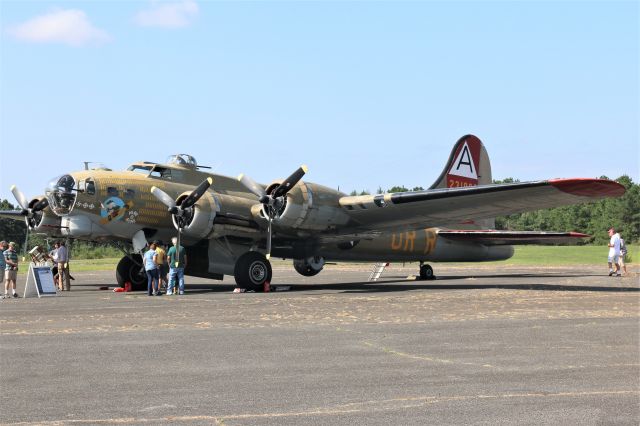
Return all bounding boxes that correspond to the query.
[150,186,176,210]
[271,165,308,198]
[31,198,49,213]
[23,226,29,257]
[175,228,182,269]
[238,173,266,199]
[181,177,213,210]
[266,217,272,260]
[10,185,29,211]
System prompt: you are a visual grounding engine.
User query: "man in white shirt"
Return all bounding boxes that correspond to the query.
[607,228,621,277]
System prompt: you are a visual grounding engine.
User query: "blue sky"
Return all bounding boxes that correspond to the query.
[0,1,638,203]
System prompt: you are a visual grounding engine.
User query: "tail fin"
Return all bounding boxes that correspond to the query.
[430,135,494,229]
[429,134,492,189]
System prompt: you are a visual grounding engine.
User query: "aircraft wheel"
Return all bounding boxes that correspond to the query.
[419,264,436,280]
[293,257,324,277]
[234,252,272,291]
[116,254,146,291]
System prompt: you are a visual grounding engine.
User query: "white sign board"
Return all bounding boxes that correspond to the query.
[23,264,57,298]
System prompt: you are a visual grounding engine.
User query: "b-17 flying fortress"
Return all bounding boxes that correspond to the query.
[2,135,625,290]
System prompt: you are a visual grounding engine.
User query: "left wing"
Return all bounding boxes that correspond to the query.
[337,178,624,234]
[437,230,589,245]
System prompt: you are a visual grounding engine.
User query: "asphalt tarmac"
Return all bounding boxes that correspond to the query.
[1,263,638,425]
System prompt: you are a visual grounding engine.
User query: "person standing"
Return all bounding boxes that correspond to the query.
[607,228,621,277]
[618,235,628,276]
[4,242,19,298]
[0,241,7,297]
[167,237,187,295]
[144,242,160,296]
[56,241,69,291]
[154,241,168,292]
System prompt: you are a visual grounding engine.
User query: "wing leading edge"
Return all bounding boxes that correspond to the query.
[338,178,625,233]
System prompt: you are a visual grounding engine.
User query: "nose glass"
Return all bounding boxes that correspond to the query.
[45,175,77,216]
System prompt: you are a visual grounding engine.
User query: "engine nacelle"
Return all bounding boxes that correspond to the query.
[173,190,219,238]
[263,182,350,232]
[28,198,62,235]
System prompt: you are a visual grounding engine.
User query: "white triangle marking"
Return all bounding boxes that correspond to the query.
[448,142,477,179]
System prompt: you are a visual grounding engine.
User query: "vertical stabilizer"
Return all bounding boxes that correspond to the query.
[429,134,492,189]
[430,135,494,229]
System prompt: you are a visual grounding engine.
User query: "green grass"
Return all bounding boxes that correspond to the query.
[501,244,636,266]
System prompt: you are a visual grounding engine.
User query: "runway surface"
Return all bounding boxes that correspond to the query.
[1,264,638,425]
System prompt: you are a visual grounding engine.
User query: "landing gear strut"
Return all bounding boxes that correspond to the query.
[419,262,436,280]
[234,252,272,291]
[116,254,146,290]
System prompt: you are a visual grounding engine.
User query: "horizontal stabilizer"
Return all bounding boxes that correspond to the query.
[438,230,589,246]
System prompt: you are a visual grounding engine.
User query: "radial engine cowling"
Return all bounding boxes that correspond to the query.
[28,198,62,235]
[262,182,350,232]
[173,190,219,238]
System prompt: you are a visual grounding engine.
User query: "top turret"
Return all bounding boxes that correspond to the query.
[166,154,198,169]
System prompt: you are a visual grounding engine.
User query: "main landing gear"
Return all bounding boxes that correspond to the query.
[419,262,436,280]
[116,254,147,291]
[234,251,272,291]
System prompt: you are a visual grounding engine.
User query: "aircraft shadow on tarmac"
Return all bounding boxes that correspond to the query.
[287,280,639,293]
[81,272,638,294]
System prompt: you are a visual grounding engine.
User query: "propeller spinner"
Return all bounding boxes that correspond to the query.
[238,165,308,259]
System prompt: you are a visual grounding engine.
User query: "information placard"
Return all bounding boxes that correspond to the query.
[35,267,57,294]
[23,264,57,298]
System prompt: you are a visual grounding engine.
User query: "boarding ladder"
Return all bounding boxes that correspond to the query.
[368,262,389,282]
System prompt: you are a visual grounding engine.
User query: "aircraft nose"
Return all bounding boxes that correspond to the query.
[45,174,77,216]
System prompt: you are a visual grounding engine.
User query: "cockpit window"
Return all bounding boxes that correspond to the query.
[149,166,174,180]
[45,175,77,216]
[127,165,153,175]
[86,179,96,195]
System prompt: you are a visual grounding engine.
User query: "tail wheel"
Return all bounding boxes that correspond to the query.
[116,254,146,291]
[419,264,436,280]
[234,252,272,291]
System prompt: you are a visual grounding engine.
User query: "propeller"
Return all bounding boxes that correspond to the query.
[10,185,49,223]
[150,177,213,267]
[10,185,50,256]
[237,165,308,259]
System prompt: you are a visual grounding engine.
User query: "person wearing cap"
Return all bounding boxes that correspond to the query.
[166,237,187,295]
[607,227,621,277]
[3,242,19,298]
[154,240,168,293]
